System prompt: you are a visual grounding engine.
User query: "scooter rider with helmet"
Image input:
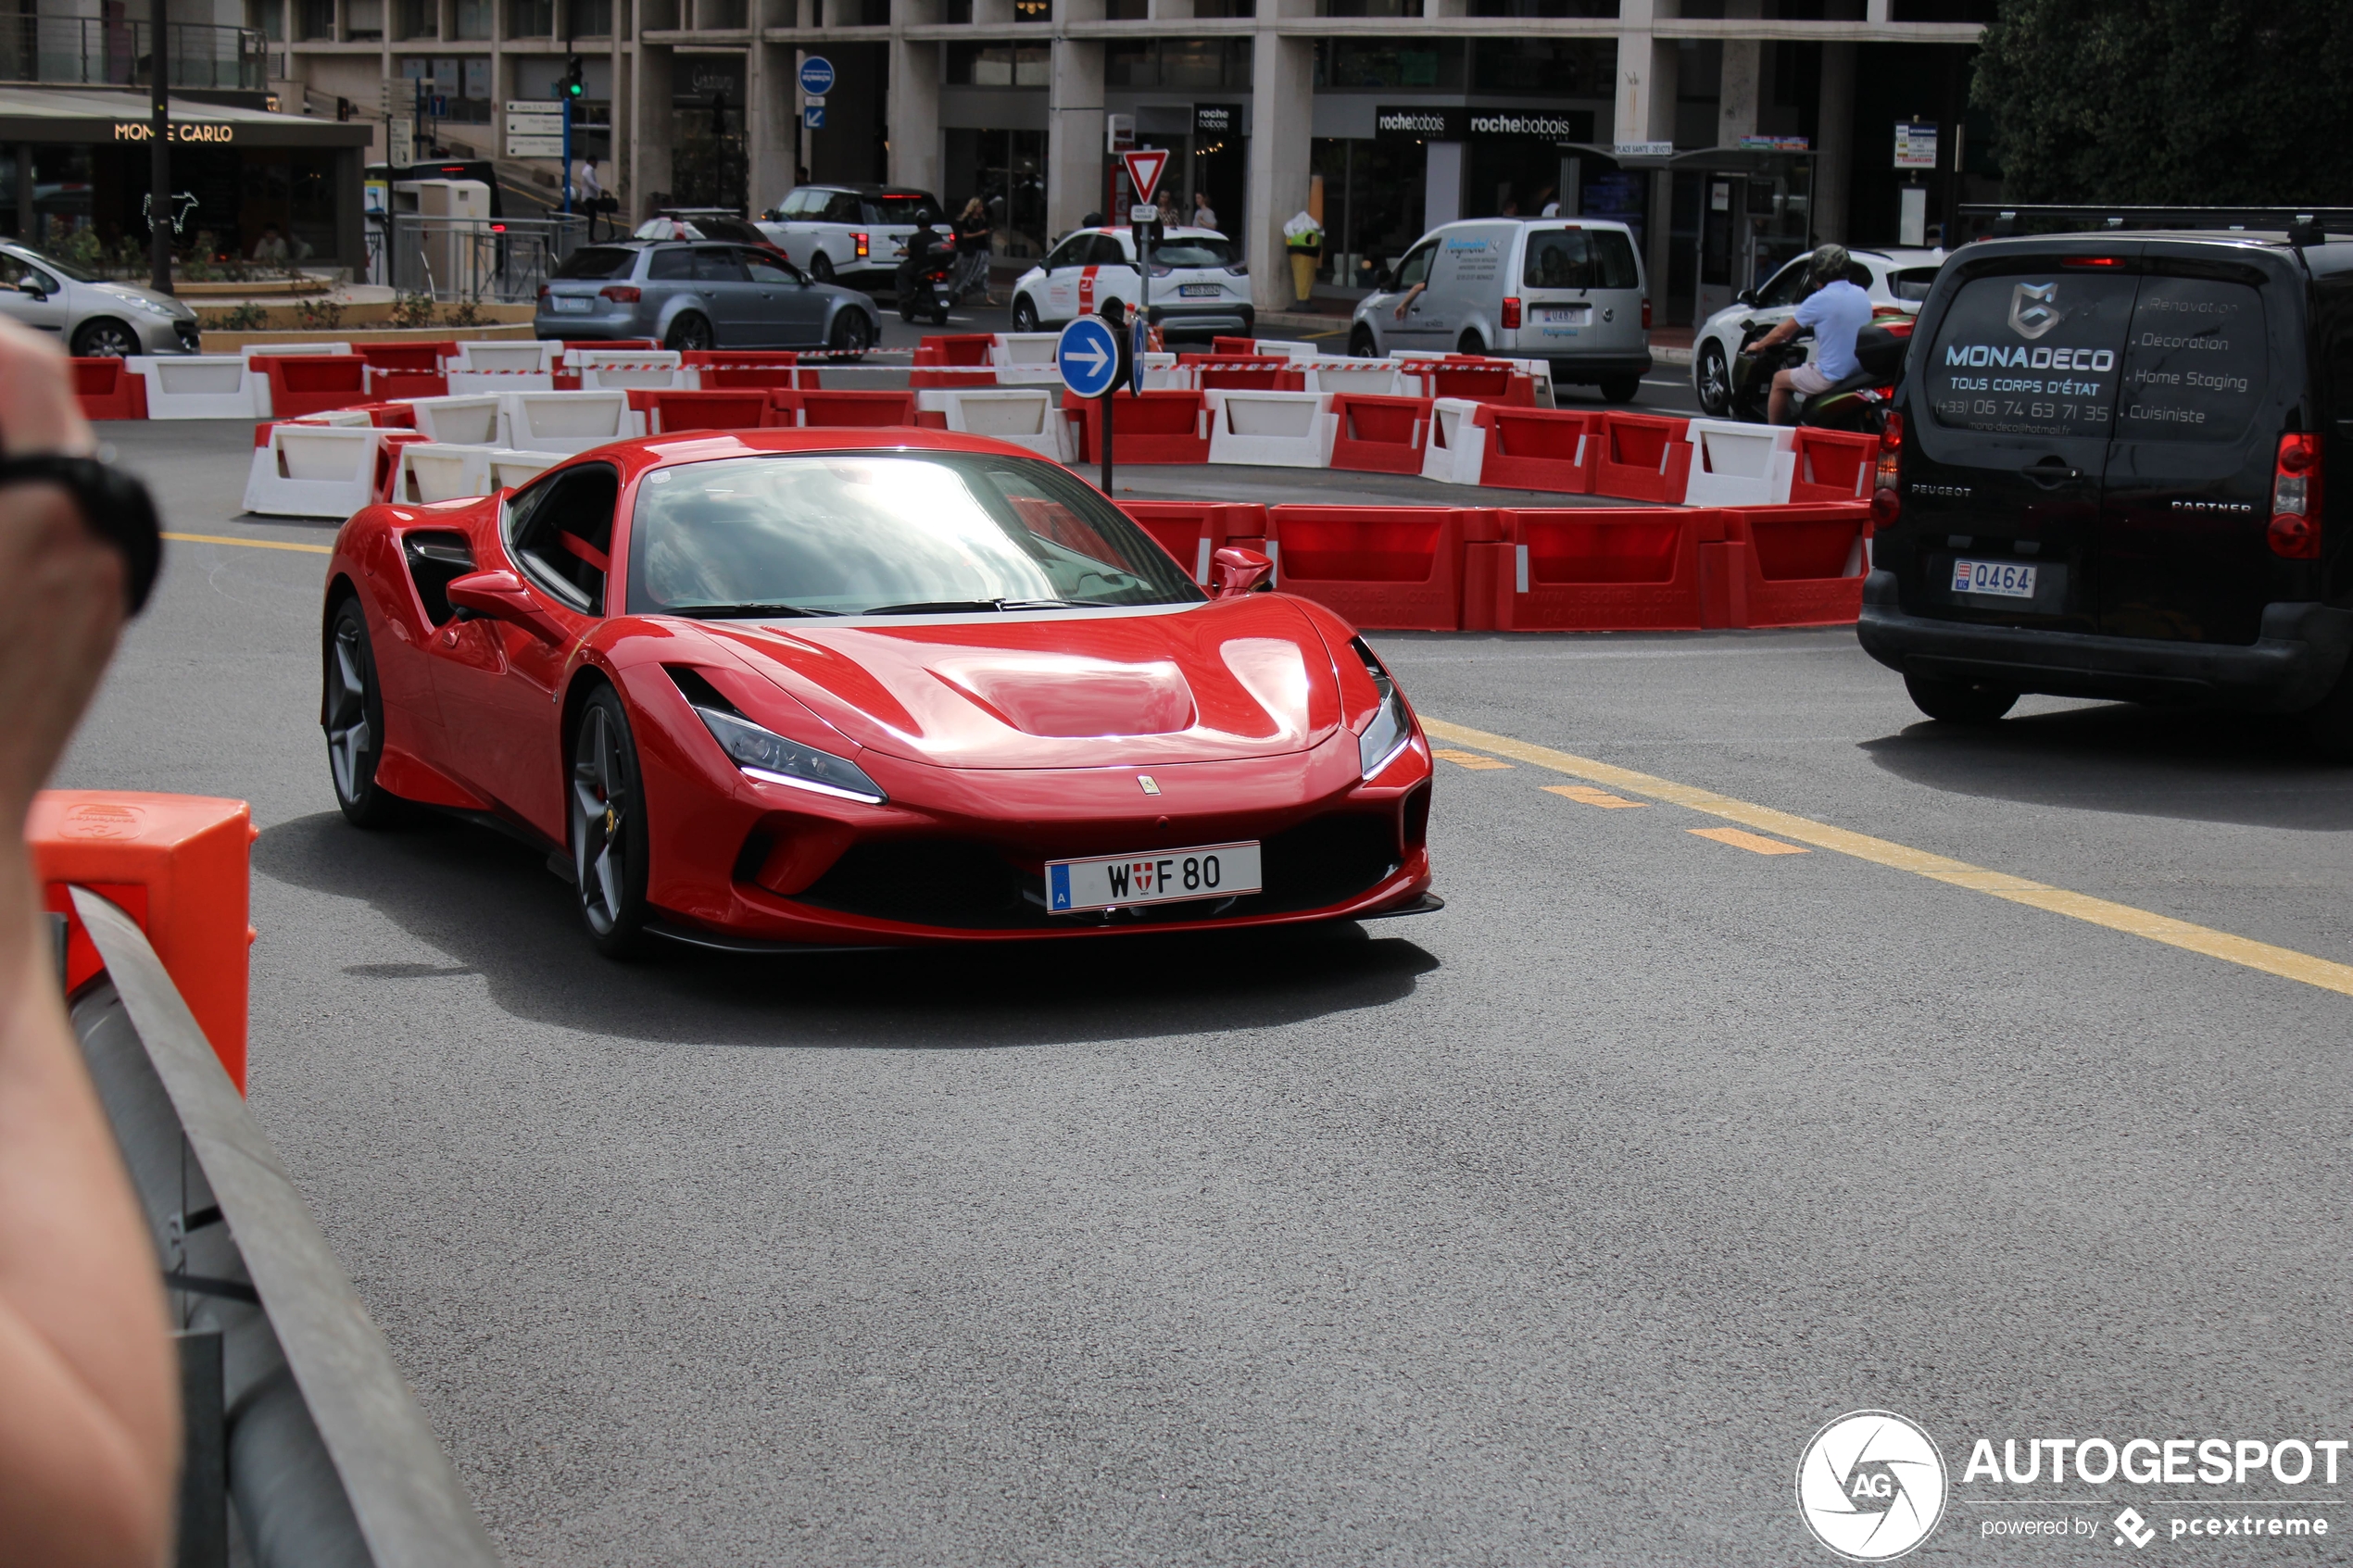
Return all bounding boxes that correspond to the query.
[895,222,958,308]
[1743,243,1871,426]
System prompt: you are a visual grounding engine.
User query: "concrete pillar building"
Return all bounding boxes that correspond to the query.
[261,0,1994,325]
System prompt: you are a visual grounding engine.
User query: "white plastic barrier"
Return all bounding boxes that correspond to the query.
[405,395,505,445]
[1303,359,1403,397]
[1419,397,1488,486]
[391,442,495,504]
[129,356,260,420]
[447,340,560,394]
[240,341,352,360]
[1204,389,1335,469]
[574,347,688,391]
[915,388,1074,462]
[1135,351,1185,392]
[1681,418,1796,507]
[1249,339,1320,363]
[242,424,384,518]
[487,449,563,489]
[989,332,1063,368]
[499,390,632,455]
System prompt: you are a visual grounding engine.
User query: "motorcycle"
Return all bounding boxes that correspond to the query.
[1726,315,1913,433]
[896,230,958,327]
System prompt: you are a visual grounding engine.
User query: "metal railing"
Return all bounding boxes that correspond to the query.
[0,16,266,92]
[370,211,585,302]
[70,888,500,1568]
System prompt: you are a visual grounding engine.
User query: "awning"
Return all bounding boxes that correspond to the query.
[0,86,374,148]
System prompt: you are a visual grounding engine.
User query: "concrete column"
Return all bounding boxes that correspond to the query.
[1716,36,1759,147]
[1814,40,1853,243]
[1046,36,1104,238]
[634,42,674,217]
[888,36,941,196]
[1422,141,1461,233]
[747,40,778,213]
[1245,30,1311,314]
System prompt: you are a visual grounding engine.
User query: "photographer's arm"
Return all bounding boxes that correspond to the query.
[0,324,177,1568]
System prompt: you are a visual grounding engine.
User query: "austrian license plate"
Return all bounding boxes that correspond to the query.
[1541,306,1590,323]
[1178,283,1222,297]
[1952,558,2037,598]
[1046,841,1262,913]
[550,295,592,313]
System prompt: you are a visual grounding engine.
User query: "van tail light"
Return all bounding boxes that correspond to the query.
[1500,296,1522,329]
[600,285,642,303]
[851,231,870,259]
[1642,297,1652,330]
[2270,431,2322,559]
[1869,410,1904,527]
[536,283,548,299]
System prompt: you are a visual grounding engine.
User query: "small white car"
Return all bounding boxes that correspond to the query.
[1008,227,1252,341]
[1689,246,1944,416]
[1350,219,1651,401]
[755,184,944,289]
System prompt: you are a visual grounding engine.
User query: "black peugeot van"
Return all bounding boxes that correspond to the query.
[1856,218,2352,750]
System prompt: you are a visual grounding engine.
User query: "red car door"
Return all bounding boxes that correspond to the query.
[425,462,621,841]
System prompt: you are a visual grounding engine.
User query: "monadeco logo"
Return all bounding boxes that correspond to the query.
[2009,281,2060,340]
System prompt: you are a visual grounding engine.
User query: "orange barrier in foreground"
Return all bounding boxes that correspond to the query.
[29,792,255,1091]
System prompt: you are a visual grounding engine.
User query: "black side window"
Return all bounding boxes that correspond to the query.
[1755,261,1808,308]
[1086,234,1130,269]
[508,463,621,614]
[823,193,862,223]
[1393,242,1434,290]
[647,246,693,281]
[1044,236,1087,270]
[693,245,748,282]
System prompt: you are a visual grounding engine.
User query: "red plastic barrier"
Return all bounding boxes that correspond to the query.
[918,333,995,366]
[565,337,656,353]
[366,366,448,398]
[1267,505,1494,631]
[629,388,774,433]
[700,365,800,391]
[70,357,146,420]
[1328,394,1434,475]
[1489,508,1707,631]
[771,389,919,428]
[684,349,799,368]
[1782,426,1876,503]
[1063,390,1210,464]
[1591,411,1692,504]
[1197,363,1304,392]
[354,401,418,429]
[371,430,428,503]
[1405,359,1532,406]
[359,341,458,371]
[256,353,370,418]
[911,365,1000,388]
[1713,502,1872,627]
[1477,406,1603,494]
[28,791,255,1090]
[1211,335,1260,356]
[1118,501,1269,583]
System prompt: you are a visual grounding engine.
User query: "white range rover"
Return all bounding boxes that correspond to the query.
[1008,227,1252,340]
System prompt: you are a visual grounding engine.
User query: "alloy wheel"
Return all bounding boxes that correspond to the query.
[1697,344,1730,416]
[571,703,633,937]
[325,620,371,807]
[74,320,137,358]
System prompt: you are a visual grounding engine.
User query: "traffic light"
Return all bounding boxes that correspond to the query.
[559,56,585,101]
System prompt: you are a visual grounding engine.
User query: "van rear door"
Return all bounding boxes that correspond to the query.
[2095,255,2296,645]
[1512,225,1644,358]
[1904,257,2139,634]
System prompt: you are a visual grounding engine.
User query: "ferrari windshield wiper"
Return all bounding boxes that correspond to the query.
[664,602,838,620]
[860,597,1101,615]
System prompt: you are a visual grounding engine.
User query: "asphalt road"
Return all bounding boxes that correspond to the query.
[55,418,2353,1565]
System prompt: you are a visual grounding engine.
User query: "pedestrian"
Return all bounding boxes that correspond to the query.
[251,223,288,264]
[0,314,178,1568]
[951,196,995,305]
[1190,190,1217,232]
[575,156,605,237]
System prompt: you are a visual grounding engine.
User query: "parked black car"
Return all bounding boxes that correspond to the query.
[1858,218,2353,752]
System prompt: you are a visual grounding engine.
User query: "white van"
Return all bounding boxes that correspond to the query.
[1349,219,1652,401]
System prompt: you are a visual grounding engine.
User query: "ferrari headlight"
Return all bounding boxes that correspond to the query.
[1352,637,1413,778]
[692,705,887,804]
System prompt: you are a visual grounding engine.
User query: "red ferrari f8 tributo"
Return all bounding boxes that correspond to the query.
[321,428,1437,953]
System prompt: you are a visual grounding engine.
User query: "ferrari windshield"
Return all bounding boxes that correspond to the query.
[627,453,1206,617]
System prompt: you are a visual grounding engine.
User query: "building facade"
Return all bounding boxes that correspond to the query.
[267,0,1995,325]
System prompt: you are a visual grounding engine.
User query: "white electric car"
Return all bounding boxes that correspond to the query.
[1008,227,1252,341]
[1689,246,1945,416]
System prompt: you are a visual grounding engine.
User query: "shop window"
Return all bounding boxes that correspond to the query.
[946,42,1048,85]
[1311,137,1428,292]
[941,128,1048,260]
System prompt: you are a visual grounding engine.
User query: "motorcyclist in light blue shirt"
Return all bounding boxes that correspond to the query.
[1745,244,1872,425]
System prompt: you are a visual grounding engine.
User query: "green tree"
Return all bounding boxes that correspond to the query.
[1972,0,2353,205]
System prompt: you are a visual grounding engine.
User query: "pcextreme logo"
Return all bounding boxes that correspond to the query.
[1797,1411,1949,1561]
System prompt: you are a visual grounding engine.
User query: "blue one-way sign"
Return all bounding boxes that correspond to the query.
[799,56,836,96]
[1057,316,1122,398]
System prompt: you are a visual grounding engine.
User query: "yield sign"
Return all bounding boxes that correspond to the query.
[1121,148,1170,208]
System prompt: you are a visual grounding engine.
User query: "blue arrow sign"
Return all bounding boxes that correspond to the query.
[1057,316,1122,399]
[803,105,824,130]
[799,56,836,96]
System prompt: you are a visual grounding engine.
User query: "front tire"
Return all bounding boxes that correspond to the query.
[1010,295,1039,333]
[1349,324,1379,358]
[570,687,651,958]
[72,318,139,358]
[1598,375,1642,404]
[322,596,409,828]
[1904,672,2019,724]
[828,308,872,361]
[1695,343,1731,417]
[663,311,714,352]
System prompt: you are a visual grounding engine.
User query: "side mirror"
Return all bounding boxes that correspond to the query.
[1210,546,1274,598]
[1734,288,1757,307]
[1372,268,1394,291]
[17,279,45,298]
[445,569,568,644]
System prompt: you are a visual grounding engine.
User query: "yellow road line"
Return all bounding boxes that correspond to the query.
[1691,825,1808,856]
[164,531,333,555]
[1425,715,2353,999]
[1543,784,1647,809]
[1434,747,1513,771]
